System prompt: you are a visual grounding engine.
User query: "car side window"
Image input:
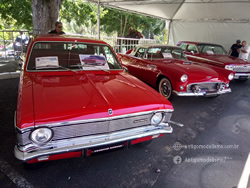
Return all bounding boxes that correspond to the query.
[179,43,187,51]
[187,44,198,53]
[135,48,146,58]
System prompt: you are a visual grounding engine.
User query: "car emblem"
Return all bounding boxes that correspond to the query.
[206,76,212,79]
[108,109,113,115]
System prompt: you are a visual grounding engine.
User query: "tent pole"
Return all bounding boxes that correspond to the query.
[167,20,172,45]
[97,0,100,40]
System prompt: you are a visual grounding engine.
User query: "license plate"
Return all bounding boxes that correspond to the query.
[91,142,125,155]
[205,91,218,96]
[239,76,248,80]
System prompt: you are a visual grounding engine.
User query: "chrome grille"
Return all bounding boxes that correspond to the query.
[187,82,218,92]
[233,65,250,72]
[16,112,172,146]
[52,114,152,140]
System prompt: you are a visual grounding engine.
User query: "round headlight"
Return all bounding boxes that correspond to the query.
[228,73,234,81]
[180,74,188,82]
[225,65,234,70]
[151,112,163,125]
[30,128,53,145]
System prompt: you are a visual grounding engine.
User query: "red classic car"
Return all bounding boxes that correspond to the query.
[177,41,250,83]
[14,35,174,164]
[118,44,234,99]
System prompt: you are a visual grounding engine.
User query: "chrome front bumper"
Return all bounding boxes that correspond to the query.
[234,73,250,79]
[14,124,172,162]
[173,88,231,97]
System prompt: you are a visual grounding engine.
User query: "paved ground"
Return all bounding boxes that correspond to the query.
[0,75,249,188]
[0,57,20,73]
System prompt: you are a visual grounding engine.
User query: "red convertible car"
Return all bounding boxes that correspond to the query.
[14,35,174,164]
[118,44,234,99]
[177,41,250,82]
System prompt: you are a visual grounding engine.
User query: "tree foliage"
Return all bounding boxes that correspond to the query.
[100,7,165,38]
[0,0,32,30]
[61,0,97,27]
[0,0,165,40]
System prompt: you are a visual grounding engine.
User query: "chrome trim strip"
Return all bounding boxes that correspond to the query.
[185,54,224,65]
[173,88,231,96]
[14,124,173,161]
[234,73,250,79]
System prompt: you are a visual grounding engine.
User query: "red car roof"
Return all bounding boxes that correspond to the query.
[178,41,223,46]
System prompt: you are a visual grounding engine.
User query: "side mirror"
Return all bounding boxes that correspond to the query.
[191,50,195,55]
[123,66,128,73]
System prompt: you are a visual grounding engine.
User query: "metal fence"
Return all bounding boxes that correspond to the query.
[0,30,157,61]
[0,30,30,61]
[66,33,157,53]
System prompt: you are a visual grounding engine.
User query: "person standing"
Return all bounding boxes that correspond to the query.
[48,21,65,34]
[228,40,242,57]
[238,41,250,61]
[14,31,29,52]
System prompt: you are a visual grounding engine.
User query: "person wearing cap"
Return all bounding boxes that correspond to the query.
[228,40,242,57]
[238,41,250,61]
[48,21,65,34]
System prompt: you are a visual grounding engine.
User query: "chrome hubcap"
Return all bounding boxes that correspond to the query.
[160,80,171,98]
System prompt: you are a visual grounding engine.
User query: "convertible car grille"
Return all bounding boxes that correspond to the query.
[17,112,172,146]
[233,65,250,72]
[187,82,218,92]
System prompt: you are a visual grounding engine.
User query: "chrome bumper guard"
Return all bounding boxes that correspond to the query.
[234,73,250,79]
[14,124,172,162]
[173,88,231,97]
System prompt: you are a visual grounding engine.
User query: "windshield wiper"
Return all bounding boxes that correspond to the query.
[32,65,77,73]
[70,64,110,73]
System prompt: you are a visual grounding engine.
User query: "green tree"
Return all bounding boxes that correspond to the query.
[100,8,164,38]
[0,0,32,30]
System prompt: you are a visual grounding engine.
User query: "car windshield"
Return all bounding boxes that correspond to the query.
[147,47,187,60]
[27,42,122,71]
[197,44,226,55]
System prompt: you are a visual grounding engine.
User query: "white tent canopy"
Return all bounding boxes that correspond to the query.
[89,0,250,53]
[89,0,250,21]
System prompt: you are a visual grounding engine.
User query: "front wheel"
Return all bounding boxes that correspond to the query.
[158,78,172,99]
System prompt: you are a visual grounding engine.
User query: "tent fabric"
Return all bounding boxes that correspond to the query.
[88,0,250,60]
[168,20,250,54]
[89,0,250,20]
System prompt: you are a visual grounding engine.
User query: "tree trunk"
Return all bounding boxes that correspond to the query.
[119,14,123,37]
[32,0,64,34]
[122,15,128,37]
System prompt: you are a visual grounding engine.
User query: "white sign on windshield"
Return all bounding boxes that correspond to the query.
[79,54,110,70]
[35,56,59,68]
[162,53,173,59]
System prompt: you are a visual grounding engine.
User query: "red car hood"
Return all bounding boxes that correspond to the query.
[31,71,173,125]
[155,59,222,81]
[196,54,248,66]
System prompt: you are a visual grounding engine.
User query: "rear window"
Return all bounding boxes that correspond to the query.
[27,42,122,71]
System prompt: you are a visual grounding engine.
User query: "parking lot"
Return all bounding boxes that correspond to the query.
[0,64,249,188]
